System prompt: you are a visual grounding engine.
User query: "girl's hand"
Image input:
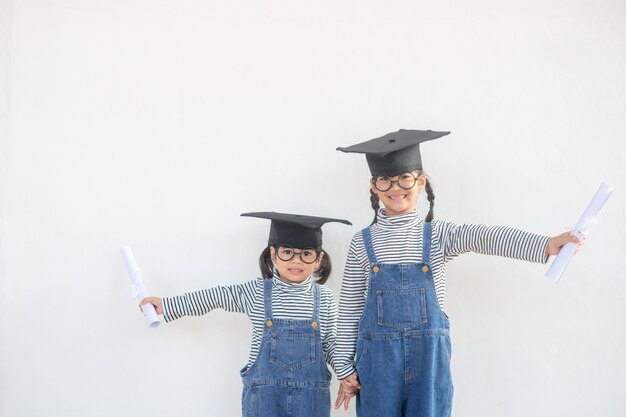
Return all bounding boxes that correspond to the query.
[546,232,584,256]
[335,372,361,410]
[139,297,163,315]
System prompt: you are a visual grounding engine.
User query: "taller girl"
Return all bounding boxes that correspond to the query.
[333,130,582,417]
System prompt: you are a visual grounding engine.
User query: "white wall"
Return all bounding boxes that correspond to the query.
[1,0,625,416]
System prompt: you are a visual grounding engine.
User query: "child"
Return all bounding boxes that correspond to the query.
[332,130,583,417]
[140,211,351,417]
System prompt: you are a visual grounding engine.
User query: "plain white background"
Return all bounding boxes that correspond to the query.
[1,0,625,416]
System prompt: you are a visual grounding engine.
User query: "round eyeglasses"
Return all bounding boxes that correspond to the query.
[372,172,419,192]
[276,245,320,264]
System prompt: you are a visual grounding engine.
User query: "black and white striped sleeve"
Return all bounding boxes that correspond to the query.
[162,279,261,323]
[435,221,550,264]
[320,286,339,374]
[334,236,368,380]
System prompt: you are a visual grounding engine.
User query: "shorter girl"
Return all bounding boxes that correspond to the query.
[140,211,351,417]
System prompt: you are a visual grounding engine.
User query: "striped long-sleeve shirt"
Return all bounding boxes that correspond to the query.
[162,272,339,373]
[334,208,550,379]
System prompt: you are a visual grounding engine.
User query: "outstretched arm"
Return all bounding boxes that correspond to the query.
[150,278,260,323]
[438,222,552,264]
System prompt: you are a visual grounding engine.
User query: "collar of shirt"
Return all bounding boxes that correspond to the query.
[272,269,313,294]
[375,207,423,230]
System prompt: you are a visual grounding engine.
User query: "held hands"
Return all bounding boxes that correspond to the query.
[139,297,163,315]
[335,372,361,411]
[546,231,585,257]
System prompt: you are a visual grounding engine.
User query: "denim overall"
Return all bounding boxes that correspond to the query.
[240,279,331,417]
[355,222,453,417]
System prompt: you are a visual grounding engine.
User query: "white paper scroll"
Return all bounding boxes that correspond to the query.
[546,182,614,283]
[120,245,160,328]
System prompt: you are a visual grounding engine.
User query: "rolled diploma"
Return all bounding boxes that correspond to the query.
[120,245,160,328]
[546,182,614,283]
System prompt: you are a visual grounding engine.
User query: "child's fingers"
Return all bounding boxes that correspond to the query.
[341,380,357,390]
[341,383,359,396]
[336,372,360,410]
[138,297,150,311]
[343,394,352,410]
[558,232,583,246]
[546,232,584,256]
[334,389,346,409]
[350,378,361,390]
[334,391,341,409]
[138,297,163,315]
[342,372,361,389]
[575,238,585,255]
[346,379,361,391]
[343,380,357,389]
[336,393,352,410]
[335,386,358,411]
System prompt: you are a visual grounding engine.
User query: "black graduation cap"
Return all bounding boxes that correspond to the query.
[336,129,450,177]
[241,212,352,248]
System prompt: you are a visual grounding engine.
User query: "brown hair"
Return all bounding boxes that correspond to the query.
[258,246,333,284]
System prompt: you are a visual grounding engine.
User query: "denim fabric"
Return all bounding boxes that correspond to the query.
[241,279,331,417]
[355,222,453,417]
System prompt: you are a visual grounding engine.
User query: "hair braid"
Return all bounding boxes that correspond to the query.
[424,178,435,222]
[369,188,380,225]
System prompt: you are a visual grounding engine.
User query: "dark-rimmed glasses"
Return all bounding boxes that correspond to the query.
[276,245,320,264]
[372,172,419,192]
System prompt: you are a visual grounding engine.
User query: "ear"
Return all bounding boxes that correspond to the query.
[269,246,277,265]
[417,174,427,190]
[370,178,379,195]
[314,251,325,270]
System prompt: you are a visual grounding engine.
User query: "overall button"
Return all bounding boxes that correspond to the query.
[372,265,380,273]
[422,265,429,273]
[266,320,273,327]
[311,321,318,328]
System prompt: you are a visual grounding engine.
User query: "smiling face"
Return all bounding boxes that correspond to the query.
[371,171,427,217]
[270,246,324,283]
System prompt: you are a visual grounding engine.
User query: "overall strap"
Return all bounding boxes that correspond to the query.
[263,278,273,319]
[361,227,378,266]
[312,282,320,321]
[422,221,432,264]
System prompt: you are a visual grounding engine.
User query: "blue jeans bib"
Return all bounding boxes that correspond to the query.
[240,279,331,417]
[355,222,453,417]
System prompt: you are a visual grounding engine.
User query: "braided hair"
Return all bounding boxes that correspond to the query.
[369,188,380,225]
[369,171,436,224]
[424,176,435,222]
